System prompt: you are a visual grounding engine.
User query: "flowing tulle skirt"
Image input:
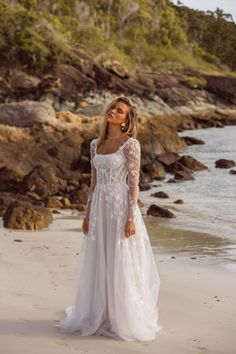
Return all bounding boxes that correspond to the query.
[55,183,162,342]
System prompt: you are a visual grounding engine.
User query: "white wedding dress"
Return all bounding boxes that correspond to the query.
[55,137,162,342]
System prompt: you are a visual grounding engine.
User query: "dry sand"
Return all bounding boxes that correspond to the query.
[0,211,236,354]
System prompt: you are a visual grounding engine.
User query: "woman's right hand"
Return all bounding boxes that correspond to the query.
[82,217,89,235]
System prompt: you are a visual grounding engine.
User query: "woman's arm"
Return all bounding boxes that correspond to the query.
[84,139,97,219]
[123,139,141,223]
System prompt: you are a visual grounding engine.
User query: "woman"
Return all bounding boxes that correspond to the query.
[55,96,162,342]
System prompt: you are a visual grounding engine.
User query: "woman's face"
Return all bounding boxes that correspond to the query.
[106,100,130,125]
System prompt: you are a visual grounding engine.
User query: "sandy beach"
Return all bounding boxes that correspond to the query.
[1,211,236,354]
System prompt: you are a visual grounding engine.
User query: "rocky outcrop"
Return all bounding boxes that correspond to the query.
[0,59,236,230]
[1,63,236,129]
[203,74,236,105]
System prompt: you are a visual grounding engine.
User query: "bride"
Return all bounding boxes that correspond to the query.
[55,96,162,342]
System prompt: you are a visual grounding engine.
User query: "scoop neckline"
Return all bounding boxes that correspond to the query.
[95,137,132,156]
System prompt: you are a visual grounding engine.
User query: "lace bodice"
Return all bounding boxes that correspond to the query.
[84,137,141,223]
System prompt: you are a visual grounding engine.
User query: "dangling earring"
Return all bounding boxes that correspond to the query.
[120,122,128,132]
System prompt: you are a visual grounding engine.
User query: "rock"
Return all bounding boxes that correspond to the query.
[229,169,236,174]
[147,204,176,218]
[178,155,208,171]
[50,64,96,101]
[181,136,205,145]
[0,101,57,127]
[3,200,53,230]
[138,199,144,207]
[139,119,187,154]
[0,192,42,216]
[155,152,181,167]
[0,167,22,192]
[203,74,236,105]
[215,159,235,168]
[140,170,153,184]
[151,191,169,198]
[74,155,91,173]
[44,197,64,208]
[21,165,61,198]
[61,197,71,207]
[139,183,152,191]
[174,170,195,181]
[25,191,42,200]
[167,178,178,183]
[8,69,41,90]
[174,199,184,204]
[69,183,90,205]
[142,161,166,180]
[0,193,16,216]
[166,161,193,174]
[106,60,129,79]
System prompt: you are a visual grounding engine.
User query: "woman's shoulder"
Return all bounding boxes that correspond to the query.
[123,137,141,155]
[126,137,140,148]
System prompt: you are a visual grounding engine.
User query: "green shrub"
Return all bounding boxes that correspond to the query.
[180,75,207,88]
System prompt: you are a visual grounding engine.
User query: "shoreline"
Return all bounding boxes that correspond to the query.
[1,211,236,353]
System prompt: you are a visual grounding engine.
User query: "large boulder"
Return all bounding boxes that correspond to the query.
[20,165,63,198]
[141,161,166,180]
[178,155,208,171]
[3,200,53,230]
[0,101,57,127]
[155,152,181,167]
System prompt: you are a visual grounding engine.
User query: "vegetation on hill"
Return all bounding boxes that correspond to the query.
[0,0,235,74]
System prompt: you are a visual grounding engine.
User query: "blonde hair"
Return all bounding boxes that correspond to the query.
[96,96,138,146]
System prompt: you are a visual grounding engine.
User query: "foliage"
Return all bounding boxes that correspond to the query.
[0,0,235,73]
[172,3,236,71]
[180,75,207,89]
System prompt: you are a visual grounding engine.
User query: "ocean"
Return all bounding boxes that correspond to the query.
[140,125,236,271]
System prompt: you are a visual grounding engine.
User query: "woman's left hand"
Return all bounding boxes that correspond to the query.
[125,220,136,238]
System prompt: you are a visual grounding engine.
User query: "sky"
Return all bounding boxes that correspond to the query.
[171,0,236,23]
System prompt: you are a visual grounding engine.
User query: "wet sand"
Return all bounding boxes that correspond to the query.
[145,216,236,274]
[0,211,236,354]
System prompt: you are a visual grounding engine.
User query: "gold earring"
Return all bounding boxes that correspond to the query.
[120,122,128,132]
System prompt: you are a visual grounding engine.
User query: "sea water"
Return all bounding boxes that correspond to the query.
[140,125,236,271]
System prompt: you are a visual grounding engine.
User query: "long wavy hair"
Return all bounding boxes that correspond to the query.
[96,96,138,146]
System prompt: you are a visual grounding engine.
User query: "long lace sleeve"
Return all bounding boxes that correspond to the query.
[123,139,141,223]
[84,139,97,219]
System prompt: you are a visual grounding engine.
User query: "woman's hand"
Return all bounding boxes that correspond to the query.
[82,217,89,235]
[125,220,136,238]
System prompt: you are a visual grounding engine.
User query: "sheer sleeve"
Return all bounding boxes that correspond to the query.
[84,139,97,219]
[123,139,141,223]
